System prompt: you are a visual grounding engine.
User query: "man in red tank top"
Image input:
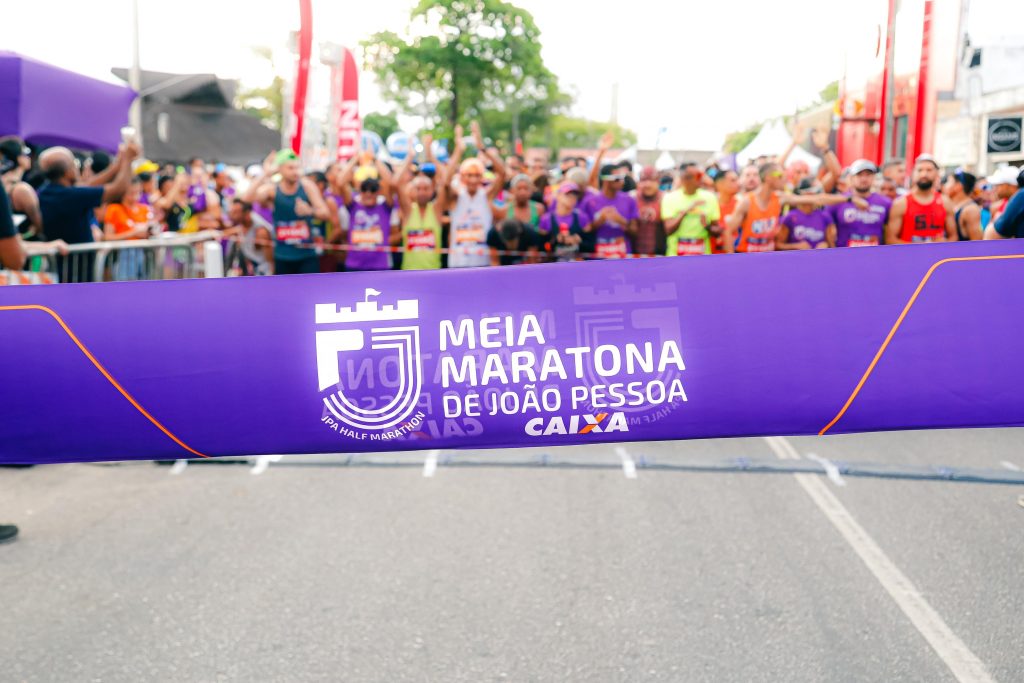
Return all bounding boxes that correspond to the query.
[885,154,956,244]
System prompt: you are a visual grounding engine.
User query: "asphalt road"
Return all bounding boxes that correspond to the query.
[2,429,1022,682]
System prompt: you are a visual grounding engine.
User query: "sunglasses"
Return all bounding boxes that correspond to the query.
[601,174,626,182]
[768,170,784,179]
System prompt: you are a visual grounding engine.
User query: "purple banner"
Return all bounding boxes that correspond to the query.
[2,240,1023,464]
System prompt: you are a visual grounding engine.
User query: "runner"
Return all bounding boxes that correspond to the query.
[580,164,638,259]
[985,165,1020,225]
[487,219,538,266]
[709,167,739,253]
[943,169,982,241]
[444,121,506,268]
[985,168,1024,239]
[885,154,956,244]
[537,183,591,262]
[738,164,760,193]
[878,176,899,201]
[397,146,446,271]
[829,159,891,248]
[323,162,352,271]
[243,149,330,275]
[495,173,543,232]
[881,158,908,195]
[777,179,835,250]
[726,162,863,253]
[633,166,665,257]
[305,170,340,270]
[661,163,720,257]
[586,131,617,189]
[335,153,397,272]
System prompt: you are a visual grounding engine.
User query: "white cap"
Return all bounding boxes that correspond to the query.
[986,165,1020,186]
[849,159,878,175]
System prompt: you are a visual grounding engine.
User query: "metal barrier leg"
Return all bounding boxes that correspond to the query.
[204,241,224,278]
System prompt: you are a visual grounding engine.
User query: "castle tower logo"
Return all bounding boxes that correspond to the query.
[315,288,422,431]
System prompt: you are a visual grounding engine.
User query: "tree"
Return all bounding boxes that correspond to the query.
[723,123,762,154]
[362,112,400,140]
[526,116,637,156]
[236,46,285,132]
[817,80,839,105]
[362,0,566,146]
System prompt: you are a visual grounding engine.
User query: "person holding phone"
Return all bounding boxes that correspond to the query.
[37,142,138,281]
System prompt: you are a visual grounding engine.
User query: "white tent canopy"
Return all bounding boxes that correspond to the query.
[654,150,677,170]
[737,119,822,172]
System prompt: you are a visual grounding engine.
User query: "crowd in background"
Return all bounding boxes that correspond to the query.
[3,122,1024,282]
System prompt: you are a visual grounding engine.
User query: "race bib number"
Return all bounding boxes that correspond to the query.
[675,237,705,256]
[744,237,775,253]
[848,234,880,248]
[595,238,628,259]
[407,229,437,251]
[745,217,778,252]
[0,270,56,286]
[276,221,311,243]
[351,227,384,246]
[454,225,485,245]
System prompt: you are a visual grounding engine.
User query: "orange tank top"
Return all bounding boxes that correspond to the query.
[712,193,737,254]
[900,192,947,243]
[737,191,781,253]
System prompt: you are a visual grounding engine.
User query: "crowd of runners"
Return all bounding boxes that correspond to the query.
[2,122,1024,280]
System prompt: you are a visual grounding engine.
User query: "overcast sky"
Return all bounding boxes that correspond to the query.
[5,0,1022,150]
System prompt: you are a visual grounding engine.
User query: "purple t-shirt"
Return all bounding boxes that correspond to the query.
[580,191,638,258]
[346,201,392,271]
[781,208,832,248]
[828,193,892,247]
[188,183,208,213]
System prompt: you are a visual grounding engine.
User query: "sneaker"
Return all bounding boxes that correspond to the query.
[0,524,19,544]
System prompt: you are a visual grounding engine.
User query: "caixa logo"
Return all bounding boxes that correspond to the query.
[525,412,629,436]
[315,288,422,431]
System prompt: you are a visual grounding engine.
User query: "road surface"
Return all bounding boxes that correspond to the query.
[2,428,1022,682]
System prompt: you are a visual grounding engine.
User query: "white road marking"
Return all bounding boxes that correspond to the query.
[422,450,440,478]
[806,452,846,486]
[169,459,188,475]
[763,435,801,460]
[999,460,1020,472]
[250,454,282,476]
[765,436,994,683]
[615,446,637,479]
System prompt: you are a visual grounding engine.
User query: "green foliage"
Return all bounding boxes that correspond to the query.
[817,80,839,105]
[361,0,566,146]
[362,111,400,140]
[723,123,762,154]
[527,116,637,154]
[236,46,284,132]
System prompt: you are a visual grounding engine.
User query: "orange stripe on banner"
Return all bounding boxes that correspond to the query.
[579,412,608,435]
[819,254,1024,436]
[0,304,210,458]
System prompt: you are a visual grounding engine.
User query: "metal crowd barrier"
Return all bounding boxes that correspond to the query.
[19,231,223,284]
